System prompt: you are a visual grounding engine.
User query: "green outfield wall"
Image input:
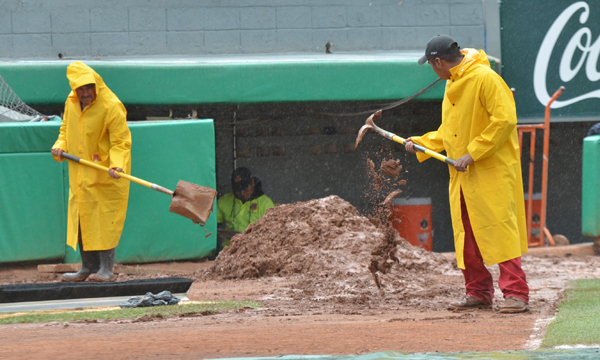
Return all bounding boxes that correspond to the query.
[0,54,497,106]
[0,119,217,264]
[582,135,600,238]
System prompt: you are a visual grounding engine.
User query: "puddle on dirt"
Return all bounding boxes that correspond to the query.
[210,348,600,360]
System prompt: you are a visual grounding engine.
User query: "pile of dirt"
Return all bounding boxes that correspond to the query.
[210,195,459,307]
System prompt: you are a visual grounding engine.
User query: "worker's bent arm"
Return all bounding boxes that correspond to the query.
[410,122,446,163]
[107,106,132,171]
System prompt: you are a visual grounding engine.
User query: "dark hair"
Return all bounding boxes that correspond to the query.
[231,167,252,192]
[434,43,463,63]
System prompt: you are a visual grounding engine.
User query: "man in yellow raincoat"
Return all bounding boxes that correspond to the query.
[51,62,131,283]
[405,35,529,313]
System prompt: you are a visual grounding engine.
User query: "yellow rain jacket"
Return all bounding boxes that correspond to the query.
[52,62,131,251]
[411,49,527,269]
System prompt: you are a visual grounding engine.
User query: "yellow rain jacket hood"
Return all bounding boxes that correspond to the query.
[52,62,131,251]
[411,49,527,268]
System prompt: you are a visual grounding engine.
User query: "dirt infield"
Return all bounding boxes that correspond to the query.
[1,252,600,359]
[1,158,599,359]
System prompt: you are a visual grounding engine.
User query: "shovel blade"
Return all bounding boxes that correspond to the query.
[355,110,383,148]
[169,180,218,224]
[355,124,373,148]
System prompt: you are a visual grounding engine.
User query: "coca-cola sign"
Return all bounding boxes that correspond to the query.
[501,0,600,121]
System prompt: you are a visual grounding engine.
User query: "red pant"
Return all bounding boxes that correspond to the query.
[460,191,529,304]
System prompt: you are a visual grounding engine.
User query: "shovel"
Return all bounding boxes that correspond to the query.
[58,152,217,224]
[355,110,456,167]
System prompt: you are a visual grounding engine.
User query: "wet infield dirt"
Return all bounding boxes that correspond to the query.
[1,249,600,359]
[1,156,599,359]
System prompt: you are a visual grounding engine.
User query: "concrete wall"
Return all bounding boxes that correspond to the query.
[0,0,500,59]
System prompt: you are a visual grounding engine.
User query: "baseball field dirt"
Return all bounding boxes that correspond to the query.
[1,251,599,359]
[1,193,599,360]
[1,157,598,359]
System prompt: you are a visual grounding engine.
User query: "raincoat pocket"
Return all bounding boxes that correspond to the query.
[91,157,111,185]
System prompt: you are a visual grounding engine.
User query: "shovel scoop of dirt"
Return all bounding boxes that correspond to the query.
[169,180,218,224]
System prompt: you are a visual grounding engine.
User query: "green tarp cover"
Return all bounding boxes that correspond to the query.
[0,119,216,264]
[0,54,496,106]
[0,120,63,154]
[582,135,600,237]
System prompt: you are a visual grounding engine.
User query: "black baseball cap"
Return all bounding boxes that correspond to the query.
[418,35,460,65]
[231,167,252,191]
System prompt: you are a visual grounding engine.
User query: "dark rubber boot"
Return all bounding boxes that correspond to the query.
[62,240,100,282]
[88,248,116,282]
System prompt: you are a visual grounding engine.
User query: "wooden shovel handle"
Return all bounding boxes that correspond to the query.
[59,152,174,196]
[368,113,457,166]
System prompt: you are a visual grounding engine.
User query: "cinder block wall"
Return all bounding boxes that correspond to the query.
[0,0,497,59]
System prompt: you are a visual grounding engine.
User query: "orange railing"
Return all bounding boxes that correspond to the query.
[515,86,564,247]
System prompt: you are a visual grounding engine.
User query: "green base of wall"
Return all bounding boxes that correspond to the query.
[582,135,600,237]
[0,152,67,263]
[0,119,217,264]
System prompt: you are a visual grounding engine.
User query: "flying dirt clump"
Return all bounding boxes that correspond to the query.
[210,196,457,306]
[367,159,383,190]
[379,158,402,179]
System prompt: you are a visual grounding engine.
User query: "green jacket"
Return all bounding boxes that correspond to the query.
[217,192,275,232]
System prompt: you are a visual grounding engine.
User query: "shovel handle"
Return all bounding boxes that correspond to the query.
[372,125,456,166]
[59,152,174,196]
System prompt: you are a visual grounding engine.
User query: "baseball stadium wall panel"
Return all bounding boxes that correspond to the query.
[0,119,217,264]
[582,135,600,238]
[0,54,492,105]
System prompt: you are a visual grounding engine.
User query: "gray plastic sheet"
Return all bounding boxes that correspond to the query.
[209,348,600,360]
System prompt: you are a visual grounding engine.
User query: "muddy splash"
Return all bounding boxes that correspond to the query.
[382,189,403,206]
[379,158,402,179]
[367,159,383,191]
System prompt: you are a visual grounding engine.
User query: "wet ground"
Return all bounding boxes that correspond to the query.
[0,248,599,360]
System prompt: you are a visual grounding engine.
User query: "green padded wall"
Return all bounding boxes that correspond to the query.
[582,135,600,237]
[0,152,67,262]
[0,121,64,153]
[64,119,217,264]
[0,56,501,105]
[0,119,216,264]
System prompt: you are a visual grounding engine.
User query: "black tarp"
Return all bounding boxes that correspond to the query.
[0,277,193,303]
